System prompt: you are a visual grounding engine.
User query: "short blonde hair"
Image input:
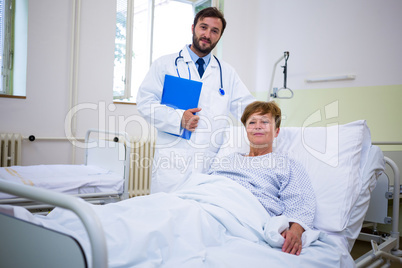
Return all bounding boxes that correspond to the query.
[241,101,281,128]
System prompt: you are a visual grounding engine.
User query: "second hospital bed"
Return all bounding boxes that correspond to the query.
[0,120,401,267]
[0,129,131,212]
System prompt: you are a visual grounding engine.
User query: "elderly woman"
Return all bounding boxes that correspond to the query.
[208,101,316,256]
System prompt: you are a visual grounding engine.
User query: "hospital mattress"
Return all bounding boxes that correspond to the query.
[0,165,124,200]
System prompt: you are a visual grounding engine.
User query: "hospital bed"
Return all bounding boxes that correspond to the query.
[0,120,401,267]
[0,129,130,213]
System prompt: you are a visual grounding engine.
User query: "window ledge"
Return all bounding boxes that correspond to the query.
[0,94,26,99]
[113,100,137,105]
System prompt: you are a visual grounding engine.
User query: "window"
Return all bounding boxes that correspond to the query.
[113,0,217,103]
[0,0,27,97]
[0,0,14,95]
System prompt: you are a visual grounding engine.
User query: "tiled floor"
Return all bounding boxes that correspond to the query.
[351,238,402,268]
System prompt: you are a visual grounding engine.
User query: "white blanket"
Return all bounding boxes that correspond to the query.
[4,173,354,268]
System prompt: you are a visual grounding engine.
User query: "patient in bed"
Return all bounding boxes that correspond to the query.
[0,101,319,266]
[208,101,316,256]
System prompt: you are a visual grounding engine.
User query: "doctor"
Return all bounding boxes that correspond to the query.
[137,7,255,193]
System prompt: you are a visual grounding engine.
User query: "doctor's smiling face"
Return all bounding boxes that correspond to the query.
[191,17,223,57]
[191,7,225,58]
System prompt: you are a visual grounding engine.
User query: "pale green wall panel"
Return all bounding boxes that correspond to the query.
[268,85,402,150]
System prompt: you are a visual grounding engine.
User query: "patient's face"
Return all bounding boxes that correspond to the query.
[245,112,279,149]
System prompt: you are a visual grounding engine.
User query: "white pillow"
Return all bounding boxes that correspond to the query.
[214,120,374,234]
[275,120,371,233]
[343,145,384,250]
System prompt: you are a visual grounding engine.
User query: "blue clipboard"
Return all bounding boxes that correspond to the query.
[161,74,203,140]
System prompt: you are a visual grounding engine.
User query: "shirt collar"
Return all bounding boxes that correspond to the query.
[186,44,211,66]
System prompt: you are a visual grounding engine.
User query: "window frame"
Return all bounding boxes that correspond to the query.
[0,0,27,98]
[0,0,15,95]
[113,0,222,103]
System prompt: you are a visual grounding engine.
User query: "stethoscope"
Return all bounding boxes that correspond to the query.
[175,50,225,96]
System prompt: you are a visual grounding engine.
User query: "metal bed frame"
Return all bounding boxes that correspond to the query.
[355,156,402,267]
[0,180,106,268]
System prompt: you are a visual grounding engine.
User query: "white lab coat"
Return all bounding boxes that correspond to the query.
[137,45,255,193]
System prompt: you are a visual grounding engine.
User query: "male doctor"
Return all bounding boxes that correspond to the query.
[137,7,255,193]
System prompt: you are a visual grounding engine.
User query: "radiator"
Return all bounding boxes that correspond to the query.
[129,138,155,197]
[0,133,22,167]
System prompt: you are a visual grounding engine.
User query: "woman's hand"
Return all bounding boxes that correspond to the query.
[281,222,304,255]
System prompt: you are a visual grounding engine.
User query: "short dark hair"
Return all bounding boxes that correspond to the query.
[193,7,226,35]
[241,101,282,129]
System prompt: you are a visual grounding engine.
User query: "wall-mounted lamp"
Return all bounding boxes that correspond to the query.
[305,75,356,83]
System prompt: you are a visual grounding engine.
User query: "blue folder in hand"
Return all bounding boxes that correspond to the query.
[161,74,203,140]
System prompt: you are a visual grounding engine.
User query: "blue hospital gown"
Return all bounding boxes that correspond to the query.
[208,152,316,230]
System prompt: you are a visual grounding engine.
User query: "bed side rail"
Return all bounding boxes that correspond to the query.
[356,156,402,267]
[0,180,108,268]
[383,156,400,250]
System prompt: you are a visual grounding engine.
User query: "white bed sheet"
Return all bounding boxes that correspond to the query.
[2,173,354,268]
[0,165,123,199]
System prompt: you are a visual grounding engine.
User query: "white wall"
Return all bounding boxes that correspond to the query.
[222,0,260,92]
[0,0,401,165]
[0,0,148,165]
[224,0,402,95]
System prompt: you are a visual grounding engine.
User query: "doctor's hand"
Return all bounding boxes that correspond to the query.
[182,108,202,132]
[281,222,304,256]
